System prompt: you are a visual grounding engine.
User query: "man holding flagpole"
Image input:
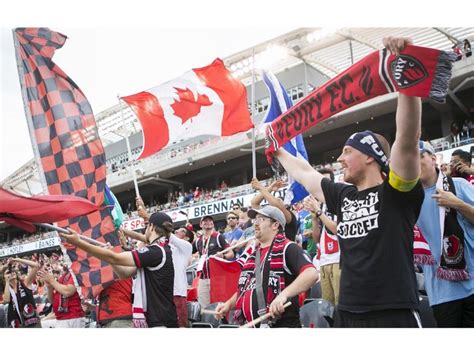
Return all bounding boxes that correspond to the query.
[215,205,318,327]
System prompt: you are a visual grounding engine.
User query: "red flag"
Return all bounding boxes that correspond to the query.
[122,58,253,159]
[208,256,241,304]
[0,188,101,232]
[14,28,120,298]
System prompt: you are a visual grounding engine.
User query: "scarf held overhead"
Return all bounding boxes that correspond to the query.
[265,45,456,163]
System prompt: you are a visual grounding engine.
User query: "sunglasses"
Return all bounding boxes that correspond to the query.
[233,207,241,210]
[227,216,238,220]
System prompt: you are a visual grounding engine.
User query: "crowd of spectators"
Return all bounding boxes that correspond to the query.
[0,232,56,250]
[107,137,223,175]
[452,38,472,61]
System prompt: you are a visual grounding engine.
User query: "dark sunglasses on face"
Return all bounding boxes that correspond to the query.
[227,217,237,220]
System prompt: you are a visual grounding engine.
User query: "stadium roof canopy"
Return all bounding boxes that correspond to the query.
[95,27,474,146]
[2,27,474,194]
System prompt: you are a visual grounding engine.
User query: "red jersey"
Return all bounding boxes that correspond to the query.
[52,272,85,320]
[96,278,133,325]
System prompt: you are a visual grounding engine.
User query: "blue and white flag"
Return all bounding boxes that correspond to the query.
[262,70,310,205]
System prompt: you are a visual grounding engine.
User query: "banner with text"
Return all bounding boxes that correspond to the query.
[0,237,61,258]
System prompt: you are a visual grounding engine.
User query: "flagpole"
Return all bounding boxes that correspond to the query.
[117,95,140,197]
[12,29,80,291]
[34,223,107,247]
[251,48,257,178]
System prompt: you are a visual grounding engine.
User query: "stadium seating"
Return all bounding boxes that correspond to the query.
[0,304,7,328]
[200,302,225,328]
[217,324,239,328]
[303,281,322,304]
[418,295,437,328]
[190,322,213,328]
[187,301,201,323]
[415,272,427,296]
[299,298,335,328]
[309,281,322,299]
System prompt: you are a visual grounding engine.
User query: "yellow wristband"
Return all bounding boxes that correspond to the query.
[388,168,419,192]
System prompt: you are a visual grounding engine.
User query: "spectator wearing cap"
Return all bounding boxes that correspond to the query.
[216,206,318,327]
[60,212,178,328]
[417,140,474,327]
[192,215,234,309]
[250,178,299,242]
[121,222,192,328]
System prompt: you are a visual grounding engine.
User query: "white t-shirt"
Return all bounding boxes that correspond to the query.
[169,234,193,297]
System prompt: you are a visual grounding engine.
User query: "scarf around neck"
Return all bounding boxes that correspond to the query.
[233,234,291,326]
[436,171,470,281]
[413,171,470,281]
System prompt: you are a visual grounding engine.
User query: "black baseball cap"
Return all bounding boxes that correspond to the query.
[149,212,173,228]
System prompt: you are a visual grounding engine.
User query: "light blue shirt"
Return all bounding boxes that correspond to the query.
[224,227,243,243]
[417,177,474,306]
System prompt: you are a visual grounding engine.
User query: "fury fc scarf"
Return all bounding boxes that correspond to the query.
[265,45,456,164]
[437,172,470,281]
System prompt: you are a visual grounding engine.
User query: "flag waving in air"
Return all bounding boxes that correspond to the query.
[262,70,310,204]
[122,58,253,159]
[13,28,121,298]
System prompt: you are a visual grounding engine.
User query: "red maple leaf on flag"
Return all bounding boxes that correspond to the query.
[171,87,213,124]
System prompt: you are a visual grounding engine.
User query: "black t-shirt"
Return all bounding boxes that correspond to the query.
[284,209,298,242]
[238,241,314,327]
[321,177,424,312]
[132,241,178,327]
[7,281,40,328]
[192,232,229,279]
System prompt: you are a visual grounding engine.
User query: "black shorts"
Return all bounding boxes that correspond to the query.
[431,293,474,327]
[334,308,422,328]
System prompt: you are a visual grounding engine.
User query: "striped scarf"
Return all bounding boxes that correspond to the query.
[233,234,291,325]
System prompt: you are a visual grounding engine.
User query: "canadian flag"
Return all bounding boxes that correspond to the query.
[122,58,253,159]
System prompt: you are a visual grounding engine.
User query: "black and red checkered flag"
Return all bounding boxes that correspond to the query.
[13,28,120,298]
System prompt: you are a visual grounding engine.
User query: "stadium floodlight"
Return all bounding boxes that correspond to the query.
[306,33,314,42]
[253,44,288,70]
[230,64,237,71]
[237,62,244,69]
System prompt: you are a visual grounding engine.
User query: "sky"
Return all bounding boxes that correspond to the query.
[0,26,294,180]
[1,0,462,183]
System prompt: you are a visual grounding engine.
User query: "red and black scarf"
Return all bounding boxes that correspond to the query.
[413,172,470,281]
[437,173,470,281]
[265,45,456,164]
[233,234,290,325]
